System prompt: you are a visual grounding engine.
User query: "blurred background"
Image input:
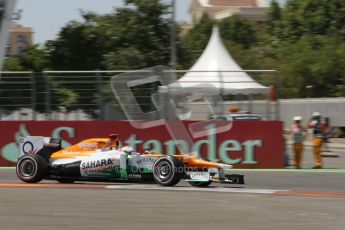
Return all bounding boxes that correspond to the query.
[0,0,344,128]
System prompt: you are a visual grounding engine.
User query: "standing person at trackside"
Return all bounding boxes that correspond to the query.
[308,112,324,169]
[290,116,307,169]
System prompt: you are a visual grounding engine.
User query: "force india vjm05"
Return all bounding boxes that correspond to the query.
[16,136,244,187]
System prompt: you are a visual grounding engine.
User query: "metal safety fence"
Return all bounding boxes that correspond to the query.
[0,68,278,121]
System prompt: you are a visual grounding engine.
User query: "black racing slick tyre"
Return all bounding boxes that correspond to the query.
[16,154,47,183]
[153,156,184,186]
[188,180,212,187]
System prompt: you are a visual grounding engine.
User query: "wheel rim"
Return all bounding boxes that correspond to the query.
[155,161,173,181]
[19,159,36,177]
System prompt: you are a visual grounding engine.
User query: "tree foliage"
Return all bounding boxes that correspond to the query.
[279,0,345,41]
[179,14,214,69]
[3,45,48,71]
[46,0,171,71]
[219,14,257,48]
[266,0,282,38]
[275,36,345,97]
[267,0,345,97]
[46,19,104,70]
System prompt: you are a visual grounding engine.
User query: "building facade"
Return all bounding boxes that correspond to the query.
[189,0,269,24]
[7,23,33,56]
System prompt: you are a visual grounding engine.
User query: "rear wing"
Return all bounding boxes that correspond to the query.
[18,136,61,158]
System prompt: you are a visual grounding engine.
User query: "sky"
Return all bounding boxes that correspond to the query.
[15,0,192,45]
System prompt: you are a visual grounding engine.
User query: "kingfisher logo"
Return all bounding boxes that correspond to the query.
[78,143,98,150]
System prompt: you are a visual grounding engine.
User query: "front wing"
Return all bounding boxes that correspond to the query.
[184,169,245,184]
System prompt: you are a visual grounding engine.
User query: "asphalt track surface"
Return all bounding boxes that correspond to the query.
[0,167,344,230]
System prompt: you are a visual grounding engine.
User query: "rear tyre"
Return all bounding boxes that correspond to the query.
[153,156,184,186]
[56,178,75,184]
[16,154,47,183]
[188,181,212,187]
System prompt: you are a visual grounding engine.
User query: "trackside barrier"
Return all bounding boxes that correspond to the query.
[0,120,284,168]
[0,70,277,121]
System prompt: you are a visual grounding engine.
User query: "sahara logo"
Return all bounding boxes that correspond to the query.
[81,158,114,170]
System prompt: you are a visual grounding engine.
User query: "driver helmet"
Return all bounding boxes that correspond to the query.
[108,133,118,140]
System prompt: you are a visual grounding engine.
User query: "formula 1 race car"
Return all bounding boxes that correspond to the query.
[16,136,244,187]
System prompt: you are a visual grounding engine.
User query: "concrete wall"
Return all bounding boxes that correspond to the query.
[279,98,345,128]
[2,97,344,128]
[189,97,345,128]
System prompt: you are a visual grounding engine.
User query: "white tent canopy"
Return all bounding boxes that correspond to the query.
[166,26,269,95]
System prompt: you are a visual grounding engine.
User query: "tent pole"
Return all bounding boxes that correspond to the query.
[274,72,281,120]
[248,94,253,114]
[266,93,270,120]
[170,0,177,70]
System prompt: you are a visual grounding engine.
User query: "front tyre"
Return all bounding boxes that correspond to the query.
[153,156,184,186]
[16,154,47,183]
[188,181,212,187]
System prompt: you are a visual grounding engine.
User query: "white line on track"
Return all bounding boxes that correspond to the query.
[106,184,288,194]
